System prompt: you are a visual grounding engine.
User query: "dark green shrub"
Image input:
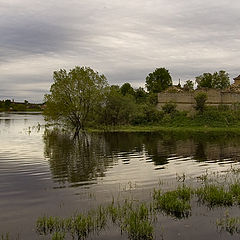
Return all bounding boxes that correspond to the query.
[162,101,177,114]
[194,92,207,113]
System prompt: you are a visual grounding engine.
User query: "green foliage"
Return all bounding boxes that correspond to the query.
[217,213,240,235]
[122,204,153,240]
[12,104,26,111]
[0,233,9,240]
[99,86,138,125]
[3,99,11,111]
[195,185,233,207]
[51,232,65,240]
[162,101,177,114]
[183,80,194,91]
[145,68,172,93]
[196,70,230,89]
[44,66,108,132]
[134,87,147,104]
[153,186,192,218]
[120,83,135,96]
[194,92,207,113]
[147,92,158,105]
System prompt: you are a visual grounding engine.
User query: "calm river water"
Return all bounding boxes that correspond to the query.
[0,113,240,239]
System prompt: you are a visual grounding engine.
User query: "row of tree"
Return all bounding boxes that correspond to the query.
[0,100,42,111]
[44,66,231,134]
[145,68,230,92]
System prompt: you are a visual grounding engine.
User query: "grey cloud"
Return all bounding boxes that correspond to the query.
[0,0,240,101]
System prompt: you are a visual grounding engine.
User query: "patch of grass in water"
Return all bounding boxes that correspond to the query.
[217,212,240,235]
[35,179,240,239]
[51,232,66,240]
[121,203,153,240]
[229,182,240,204]
[153,185,192,218]
[0,233,9,240]
[195,184,233,207]
[36,212,98,239]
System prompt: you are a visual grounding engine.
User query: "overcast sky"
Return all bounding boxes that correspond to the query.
[0,0,240,102]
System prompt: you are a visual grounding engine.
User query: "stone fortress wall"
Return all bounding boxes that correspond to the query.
[157,88,240,111]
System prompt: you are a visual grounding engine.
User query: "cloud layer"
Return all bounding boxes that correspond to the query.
[0,0,240,102]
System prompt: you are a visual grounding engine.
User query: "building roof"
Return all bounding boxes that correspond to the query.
[234,75,240,80]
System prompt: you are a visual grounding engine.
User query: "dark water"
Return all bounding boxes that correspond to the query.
[0,113,240,239]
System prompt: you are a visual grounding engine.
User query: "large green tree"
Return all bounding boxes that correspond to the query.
[196,70,230,89]
[44,66,108,133]
[145,68,172,93]
[120,83,135,96]
[98,86,138,125]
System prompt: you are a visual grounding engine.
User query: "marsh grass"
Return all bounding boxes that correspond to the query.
[120,203,154,240]
[0,233,9,240]
[153,185,192,218]
[36,200,154,240]
[217,212,240,235]
[195,185,233,207]
[51,232,66,240]
[35,170,240,239]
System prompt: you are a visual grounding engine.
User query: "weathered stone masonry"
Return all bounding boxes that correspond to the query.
[157,89,240,111]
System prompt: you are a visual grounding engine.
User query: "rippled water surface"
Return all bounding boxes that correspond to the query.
[1,113,240,239]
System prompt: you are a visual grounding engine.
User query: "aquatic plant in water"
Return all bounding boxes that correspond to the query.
[195,185,233,207]
[217,212,240,235]
[153,185,192,218]
[35,173,240,239]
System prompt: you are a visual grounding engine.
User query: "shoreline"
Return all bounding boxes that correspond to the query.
[88,125,240,135]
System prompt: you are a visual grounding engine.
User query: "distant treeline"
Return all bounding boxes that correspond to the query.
[0,99,43,112]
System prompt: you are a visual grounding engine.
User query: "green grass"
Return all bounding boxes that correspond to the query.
[153,185,192,218]
[33,176,240,239]
[217,213,240,235]
[51,232,65,240]
[0,233,9,240]
[120,203,153,240]
[88,125,240,136]
[195,185,233,207]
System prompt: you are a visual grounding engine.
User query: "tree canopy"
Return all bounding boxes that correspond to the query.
[183,80,194,91]
[120,83,135,96]
[145,68,172,93]
[44,66,108,133]
[196,70,230,89]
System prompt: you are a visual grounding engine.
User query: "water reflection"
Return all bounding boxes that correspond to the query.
[44,130,240,187]
[44,130,115,187]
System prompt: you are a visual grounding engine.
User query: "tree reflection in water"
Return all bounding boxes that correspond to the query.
[44,130,240,187]
[44,129,113,186]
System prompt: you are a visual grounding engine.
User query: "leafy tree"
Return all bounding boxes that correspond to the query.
[196,70,230,89]
[194,92,207,113]
[147,92,158,105]
[99,86,137,125]
[145,68,172,93]
[4,99,11,110]
[120,83,134,96]
[212,70,230,89]
[183,80,194,91]
[196,73,213,88]
[44,66,108,133]
[134,87,147,104]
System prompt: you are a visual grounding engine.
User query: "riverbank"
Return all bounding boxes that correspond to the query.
[89,125,240,135]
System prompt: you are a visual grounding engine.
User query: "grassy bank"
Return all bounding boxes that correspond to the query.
[89,125,240,136]
[88,107,240,134]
